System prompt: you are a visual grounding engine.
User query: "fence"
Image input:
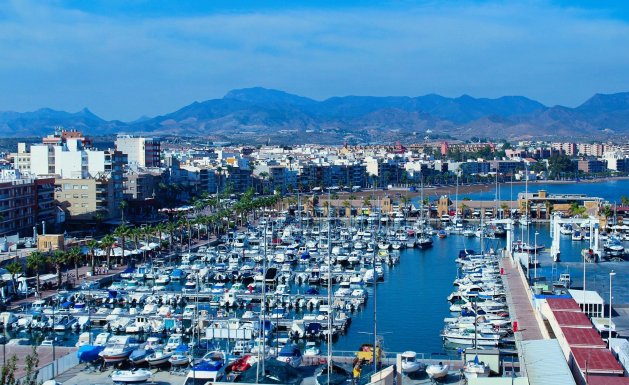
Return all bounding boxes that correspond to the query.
[18,352,79,383]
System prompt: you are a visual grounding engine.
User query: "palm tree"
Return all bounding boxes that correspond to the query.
[6,261,22,295]
[67,246,82,283]
[100,234,115,269]
[114,224,131,266]
[500,203,510,219]
[49,250,67,289]
[119,200,128,223]
[570,202,587,217]
[26,251,46,293]
[86,239,99,276]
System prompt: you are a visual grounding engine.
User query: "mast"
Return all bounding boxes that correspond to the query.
[373,244,378,375]
[326,189,333,384]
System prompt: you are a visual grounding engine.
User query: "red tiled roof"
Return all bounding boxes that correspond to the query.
[563,327,606,348]
[570,347,624,374]
[547,298,581,312]
[586,375,629,385]
[553,310,592,328]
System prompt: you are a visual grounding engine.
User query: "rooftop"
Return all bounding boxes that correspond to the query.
[553,310,593,328]
[570,347,624,374]
[568,289,605,305]
[562,327,607,348]
[546,297,582,312]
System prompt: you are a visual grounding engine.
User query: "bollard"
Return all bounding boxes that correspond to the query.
[513,321,518,332]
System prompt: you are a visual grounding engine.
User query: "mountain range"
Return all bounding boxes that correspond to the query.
[2,88,629,143]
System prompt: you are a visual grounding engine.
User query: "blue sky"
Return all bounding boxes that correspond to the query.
[1,0,629,121]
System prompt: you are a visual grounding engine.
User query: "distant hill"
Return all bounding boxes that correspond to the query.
[2,88,629,142]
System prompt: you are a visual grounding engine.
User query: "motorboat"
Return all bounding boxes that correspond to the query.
[184,351,226,382]
[304,341,321,357]
[463,356,490,379]
[277,343,303,368]
[77,344,105,363]
[315,361,352,385]
[53,315,77,331]
[168,345,191,367]
[400,351,425,374]
[111,369,152,384]
[426,362,448,380]
[99,336,137,363]
[146,350,173,366]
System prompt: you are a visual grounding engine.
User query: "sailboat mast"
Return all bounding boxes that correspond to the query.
[373,245,377,374]
[327,191,333,383]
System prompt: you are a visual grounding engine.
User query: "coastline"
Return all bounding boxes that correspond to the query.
[345,176,629,200]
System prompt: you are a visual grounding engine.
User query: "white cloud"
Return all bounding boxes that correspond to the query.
[0,0,628,120]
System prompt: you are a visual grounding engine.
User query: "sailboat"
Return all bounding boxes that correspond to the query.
[316,210,352,385]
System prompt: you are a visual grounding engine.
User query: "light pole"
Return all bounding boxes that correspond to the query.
[534,232,539,281]
[609,270,616,346]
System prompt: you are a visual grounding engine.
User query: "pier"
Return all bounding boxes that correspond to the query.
[501,255,545,341]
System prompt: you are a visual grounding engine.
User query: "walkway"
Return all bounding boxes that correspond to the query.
[501,256,544,341]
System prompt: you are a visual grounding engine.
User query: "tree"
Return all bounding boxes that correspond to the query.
[67,246,82,283]
[119,199,128,223]
[114,224,131,266]
[5,261,22,295]
[86,239,99,276]
[49,250,67,288]
[621,196,629,207]
[548,154,575,180]
[22,346,40,385]
[0,354,17,385]
[569,202,587,217]
[100,234,115,268]
[26,251,46,293]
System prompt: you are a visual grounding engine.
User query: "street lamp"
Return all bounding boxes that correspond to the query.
[609,270,616,347]
[534,232,539,280]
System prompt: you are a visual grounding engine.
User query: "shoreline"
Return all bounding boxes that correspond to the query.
[345,176,629,200]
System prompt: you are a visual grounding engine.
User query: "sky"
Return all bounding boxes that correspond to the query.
[1,0,629,121]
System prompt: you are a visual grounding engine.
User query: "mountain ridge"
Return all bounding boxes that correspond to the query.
[2,88,629,142]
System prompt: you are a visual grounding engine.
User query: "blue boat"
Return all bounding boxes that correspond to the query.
[277,343,302,368]
[130,347,155,365]
[170,269,186,281]
[77,345,105,363]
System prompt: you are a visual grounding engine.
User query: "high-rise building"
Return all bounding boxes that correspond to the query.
[115,135,161,167]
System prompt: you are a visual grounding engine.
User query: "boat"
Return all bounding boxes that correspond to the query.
[111,369,152,384]
[99,336,137,363]
[146,350,173,366]
[77,344,105,363]
[400,351,425,374]
[129,346,154,366]
[426,362,449,380]
[437,230,447,239]
[304,341,321,357]
[277,343,303,368]
[463,356,490,379]
[185,351,226,382]
[168,345,191,367]
[315,361,352,385]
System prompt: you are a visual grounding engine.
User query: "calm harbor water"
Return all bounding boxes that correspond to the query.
[3,180,628,358]
[452,178,629,203]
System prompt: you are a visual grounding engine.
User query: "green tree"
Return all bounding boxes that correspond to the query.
[5,261,22,295]
[86,239,99,276]
[569,202,587,217]
[548,154,575,180]
[26,251,46,293]
[22,346,40,385]
[119,199,128,222]
[0,354,17,385]
[49,249,67,288]
[114,224,131,265]
[67,246,82,283]
[100,234,115,268]
[621,196,629,207]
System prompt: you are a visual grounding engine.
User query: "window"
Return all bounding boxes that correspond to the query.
[64,183,71,190]
[81,203,88,208]
[73,185,79,189]
[64,194,70,198]
[73,194,79,199]
[81,194,88,199]
[81,185,88,189]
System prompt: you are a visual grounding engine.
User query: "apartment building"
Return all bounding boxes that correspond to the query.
[0,170,56,236]
[115,135,161,167]
[55,176,123,222]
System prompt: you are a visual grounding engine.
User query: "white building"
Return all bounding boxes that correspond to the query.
[115,134,161,167]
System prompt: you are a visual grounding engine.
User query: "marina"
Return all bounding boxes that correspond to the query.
[0,181,628,384]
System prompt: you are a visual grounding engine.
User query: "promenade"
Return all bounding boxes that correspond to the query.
[501,255,544,341]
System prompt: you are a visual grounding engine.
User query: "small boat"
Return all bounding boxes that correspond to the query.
[168,345,191,367]
[111,369,152,384]
[99,336,137,364]
[277,343,303,368]
[129,347,154,366]
[463,356,490,379]
[437,230,447,239]
[186,351,226,382]
[304,341,321,357]
[146,350,173,366]
[401,351,425,374]
[426,362,448,380]
[77,344,105,363]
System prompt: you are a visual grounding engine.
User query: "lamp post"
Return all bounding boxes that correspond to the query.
[610,270,616,347]
[534,232,539,281]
